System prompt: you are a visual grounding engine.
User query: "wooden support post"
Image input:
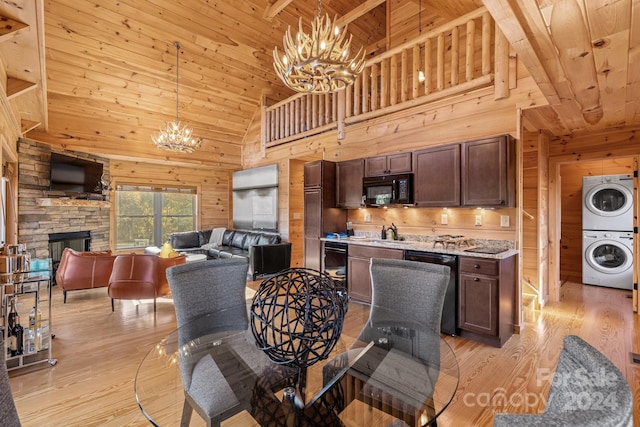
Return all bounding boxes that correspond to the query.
[451,26,459,86]
[382,57,390,108]
[401,49,408,102]
[412,44,420,99]
[482,12,492,76]
[494,26,510,100]
[424,38,432,94]
[371,63,379,111]
[466,19,475,82]
[389,56,397,106]
[437,33,445,91]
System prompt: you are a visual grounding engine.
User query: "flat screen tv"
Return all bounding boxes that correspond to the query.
[49,153,104,194]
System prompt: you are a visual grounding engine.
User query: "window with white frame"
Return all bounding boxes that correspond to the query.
[115,184,197,249]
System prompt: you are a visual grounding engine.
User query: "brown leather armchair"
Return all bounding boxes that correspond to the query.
[55,248,117,303]
[108,254,186,312]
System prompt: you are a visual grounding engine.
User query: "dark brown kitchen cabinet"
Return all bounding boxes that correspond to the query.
[364,152,412,176]
[413,144,461,207]
[303,161,347,270]
[336,159,364,208]
[458,255,515,347]
[304,160,323,188]
[347,245,403,303]
[461,135,515,207]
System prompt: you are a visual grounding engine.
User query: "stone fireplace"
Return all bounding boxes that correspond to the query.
[17,139,110,259]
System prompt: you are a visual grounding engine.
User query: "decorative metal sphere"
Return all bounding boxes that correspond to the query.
[250,268,348,368]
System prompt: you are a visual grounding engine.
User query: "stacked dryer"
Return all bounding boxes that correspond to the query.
[582,174,634,290]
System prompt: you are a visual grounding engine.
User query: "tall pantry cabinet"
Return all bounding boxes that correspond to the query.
[304,161,347,270]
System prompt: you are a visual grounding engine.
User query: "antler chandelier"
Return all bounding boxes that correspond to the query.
[152,41,201,153]
[273,0,366,94]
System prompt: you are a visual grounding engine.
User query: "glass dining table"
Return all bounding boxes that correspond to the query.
[135,302,459,426]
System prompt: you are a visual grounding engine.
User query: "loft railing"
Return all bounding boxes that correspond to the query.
[262,8,506,149]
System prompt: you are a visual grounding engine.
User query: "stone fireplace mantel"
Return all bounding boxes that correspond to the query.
[36,198,111,208]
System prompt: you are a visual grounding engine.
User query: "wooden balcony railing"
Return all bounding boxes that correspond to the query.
[262,7,505,149]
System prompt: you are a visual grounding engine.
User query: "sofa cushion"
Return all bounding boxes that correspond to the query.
[198,229,213,246]
[223,247,248,258]
[171,231,201,249]
[230,231,247,249]
[222,230,236,246]
[258,234,280,245]
[243,233,262,250]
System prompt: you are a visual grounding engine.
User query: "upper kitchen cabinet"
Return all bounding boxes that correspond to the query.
[303,160,323,188]
[0,1,48,143]
[413,144,461,207]
[364,152,412,176]
[461,135,516,207]
[336,159,364,209]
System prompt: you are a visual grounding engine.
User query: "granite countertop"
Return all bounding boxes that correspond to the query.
[320,236,519,260]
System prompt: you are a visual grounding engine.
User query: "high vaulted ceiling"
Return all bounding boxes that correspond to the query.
[4,0,640,167]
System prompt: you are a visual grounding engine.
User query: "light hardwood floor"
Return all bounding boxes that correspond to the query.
[7,280,640,426]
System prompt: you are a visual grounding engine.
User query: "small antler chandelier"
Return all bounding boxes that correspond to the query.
[152,41,201,153]
[273,0,366,94]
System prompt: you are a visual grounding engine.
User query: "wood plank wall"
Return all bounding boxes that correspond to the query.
[109,160,232,249]
[288,159,305,267]
[522,130,540,296]
[521,130,549,303]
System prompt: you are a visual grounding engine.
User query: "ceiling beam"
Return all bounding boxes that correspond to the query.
[549,0,602,125]
[336,0,387,26]
[263,0,294,21]
[483,0,589,132]
[265,0,386,25]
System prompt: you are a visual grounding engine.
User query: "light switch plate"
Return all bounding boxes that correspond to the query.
[475,215,482,226]
[293,212,301,220]
[441,214,448,225]
[500,215,510,227]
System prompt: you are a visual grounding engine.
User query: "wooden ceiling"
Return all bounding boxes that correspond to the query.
[4,0,640,167]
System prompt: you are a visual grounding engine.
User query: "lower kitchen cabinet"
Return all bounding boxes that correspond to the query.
[458,255,516,347]
[347,245,403,303]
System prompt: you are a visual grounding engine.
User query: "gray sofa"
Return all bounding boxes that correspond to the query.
[169,229,292,280]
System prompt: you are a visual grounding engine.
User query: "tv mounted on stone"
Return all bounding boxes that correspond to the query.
[49,153,103,195]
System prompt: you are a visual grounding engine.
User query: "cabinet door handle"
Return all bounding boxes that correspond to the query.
[474,264,480,268]
[474,277,480,281]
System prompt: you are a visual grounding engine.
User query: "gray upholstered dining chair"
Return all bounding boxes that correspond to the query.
[322,258,451,426]
[493,334,633,427]
[368,257,450,334]
[323,258,450,425]
[0,337,22,427]
[166,257,249,328]
[166,258,252,427]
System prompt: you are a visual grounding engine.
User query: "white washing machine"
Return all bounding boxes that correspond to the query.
[582,174,634,231]
[582,230,633,290]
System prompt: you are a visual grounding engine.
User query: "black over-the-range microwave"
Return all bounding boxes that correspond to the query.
[362,174,413,206]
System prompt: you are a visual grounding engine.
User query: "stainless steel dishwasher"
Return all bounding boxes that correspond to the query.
[404,250,458,336]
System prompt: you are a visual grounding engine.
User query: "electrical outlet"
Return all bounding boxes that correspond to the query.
[441,214,448,225]
[364,213,372,223]
[475,215,482,226]
[500,215,510,227]
[293,212,301,220]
